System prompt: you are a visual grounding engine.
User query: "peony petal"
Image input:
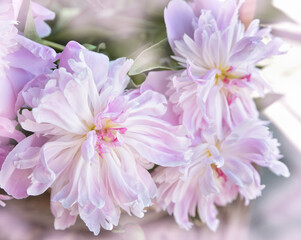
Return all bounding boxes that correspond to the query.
[222,158,253,187]
[31,1,55,38]
[269,161,290,178]
[0,134,45,199]
[59,41,110,89]
[164,0,195,52]
[51,201,77,230]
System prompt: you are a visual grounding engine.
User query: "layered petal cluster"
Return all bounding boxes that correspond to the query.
[152,0,289,232]
[154,119,289,230]
[164,0,283,136]
[0,41,190,235]
[0,0,56,167]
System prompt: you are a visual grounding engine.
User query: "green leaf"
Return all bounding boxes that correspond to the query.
[83,43,106,52]
[83,43,97,51]
[41,40,65,51]
[23,0,42,43]
[130,74,146,87]
[128,38,173,76]
[97,42,106,52]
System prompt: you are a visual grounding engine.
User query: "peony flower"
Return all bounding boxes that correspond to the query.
[154,119,289,231]
[0,41,190,235]
[164,0,284,136]
[0,0,56,167]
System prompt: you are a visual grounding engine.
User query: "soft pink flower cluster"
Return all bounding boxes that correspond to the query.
[150,0,289,231]
[0,0,289,235]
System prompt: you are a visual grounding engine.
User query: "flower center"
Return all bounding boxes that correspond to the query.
[94,118,127,158]
[215,66,251,105]
[206,144,227,182]
[211,164,227,182]
[215,66,251,85]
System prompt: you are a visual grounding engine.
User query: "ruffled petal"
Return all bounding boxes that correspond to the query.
[51,201,77,230]
[164,0,195,52]
[31,1,55,38]
[0,134,45,198]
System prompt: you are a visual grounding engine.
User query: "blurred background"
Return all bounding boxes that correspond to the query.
[0,0,300,239]
[34,0,170,59]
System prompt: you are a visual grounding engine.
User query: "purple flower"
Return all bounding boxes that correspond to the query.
[0,41,190,235]
[164,0,284,136]
[154,119,289,230]
[0,1,56,167]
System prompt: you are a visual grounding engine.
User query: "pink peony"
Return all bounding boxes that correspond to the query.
[0,41,190,235]
[154,119,289,231]
[164,0,284,136]
[0,0,56,167]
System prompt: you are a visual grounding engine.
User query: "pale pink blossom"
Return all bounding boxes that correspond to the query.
[0,0,56,167]
[0,41,190,235]
[154,119,289,231]
[164,0,284,136]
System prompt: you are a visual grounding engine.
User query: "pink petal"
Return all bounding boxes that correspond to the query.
[164,0,195,53]
[0,134,44,199]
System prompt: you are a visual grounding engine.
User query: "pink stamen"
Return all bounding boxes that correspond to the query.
[226,92,237,105]
[221,66,251,85]
[246,74,251,82]
[95,124,127,158]
[238,73,251,82]
[223,77,230,84]
[215,167,227,182]
[226,66,233,73]
[112,127,127,134]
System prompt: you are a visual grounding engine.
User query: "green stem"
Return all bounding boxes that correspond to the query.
[42,40,65,51]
